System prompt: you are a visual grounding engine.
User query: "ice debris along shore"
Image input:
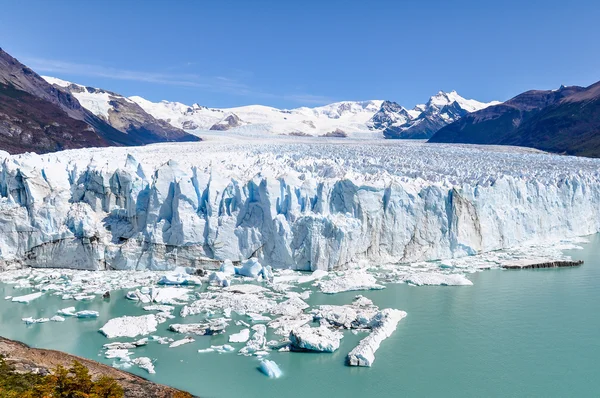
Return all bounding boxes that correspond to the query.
[1,140,599,271]
[0,237,586,377]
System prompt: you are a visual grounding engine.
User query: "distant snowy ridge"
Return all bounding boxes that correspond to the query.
[42,75,497,138]
[1,140,599,271]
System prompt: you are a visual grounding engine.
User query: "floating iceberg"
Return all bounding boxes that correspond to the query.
[239,325,267,355]
[229,328,251,343]
[169,337,195,348]
[317,271,385,294]
[289,325,343,352]
[100,315,158,338]
[346,309,407,367]
[22,317,50,324]
[12,292,43,303]
[404,272,473,286]
[131,357,155,374]
[235,258,263,278]
[259,359,283,378]
[76,310,99,318]
[169,319,228,336]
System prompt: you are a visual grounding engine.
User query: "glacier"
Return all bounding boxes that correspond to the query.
[1,139,600,272]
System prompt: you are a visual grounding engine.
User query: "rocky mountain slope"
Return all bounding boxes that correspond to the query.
[0,48,198,155]
[43,76,195,143]
[371,91,500,139]
[429,81,600,157]
[129,92,498,138]
[0,336,193,397]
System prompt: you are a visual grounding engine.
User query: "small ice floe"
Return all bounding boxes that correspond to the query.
[239,325,267,356]
[12,292,43,303]
[22,317,50,324]
[229,328,250,343]
[100,314,158,338]
[169,337,195,348]
[312,304,378,329]
[267,314,312,337]
[346,309,407,367]
[158,267,201,286]
[289,325,343,352]
[209,271,231,287]
[50,315,66,322]
[271,296,309,317]
[152,336,174,345]
[297,269,328,284]
[73,294,95,301]
[212,344,234,353]
[131,357,155,374]
[317,271,384,294]
[104,342,137,350]
[169,319,228,336]
[197,347,215,354]
[4,296,12,300]
[259,359,283,378]
[57,307,76,316]
[128,287,191,305]
[143,305,174,312]
[219,260,236,275]
[105,349,132,360]
[235,257,263,278]
[76,310,99,318]
[247,313,271,323]
[404,272,473,286]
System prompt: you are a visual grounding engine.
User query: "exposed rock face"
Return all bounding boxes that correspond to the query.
[0,336,191,398]
[209,114,242,131]
[0,47,199,155]
[375,91,499,139]
[321,128,347,138]
[429,82,600,157]
[44,78,197,144]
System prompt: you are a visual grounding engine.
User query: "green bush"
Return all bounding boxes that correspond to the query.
[0,355,124,398]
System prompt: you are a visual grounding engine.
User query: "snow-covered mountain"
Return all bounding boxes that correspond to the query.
[42,76,194,143]
[129,96,384,137]
[42,75,498,139]
[372,91,501,139]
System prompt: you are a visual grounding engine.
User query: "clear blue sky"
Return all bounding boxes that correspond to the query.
[1,0,599,108]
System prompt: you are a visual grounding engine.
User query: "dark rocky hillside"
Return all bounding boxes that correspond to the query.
[429,82,600,157]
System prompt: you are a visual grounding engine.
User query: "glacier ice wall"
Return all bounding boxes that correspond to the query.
[1,141,599,271]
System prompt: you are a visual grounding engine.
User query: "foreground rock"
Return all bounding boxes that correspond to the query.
[0,335,192,397]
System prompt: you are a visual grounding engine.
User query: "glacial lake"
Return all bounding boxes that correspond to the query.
[1,235,599,398]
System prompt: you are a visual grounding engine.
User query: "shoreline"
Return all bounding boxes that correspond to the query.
[0,335,195,398]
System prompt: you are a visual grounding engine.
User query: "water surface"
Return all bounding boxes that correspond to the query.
[1,235,598,397]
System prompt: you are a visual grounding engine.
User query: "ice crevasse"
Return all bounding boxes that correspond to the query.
[1,142,599,271]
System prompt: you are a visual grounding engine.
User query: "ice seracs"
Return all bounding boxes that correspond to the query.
[1,141,599,272]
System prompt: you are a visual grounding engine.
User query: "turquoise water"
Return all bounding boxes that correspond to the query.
[1,235,599,397]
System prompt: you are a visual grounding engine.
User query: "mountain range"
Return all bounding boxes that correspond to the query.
[5,46,598,158]
[0,48,198,154]
[47,76,498,140]
[429,81,600,157]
